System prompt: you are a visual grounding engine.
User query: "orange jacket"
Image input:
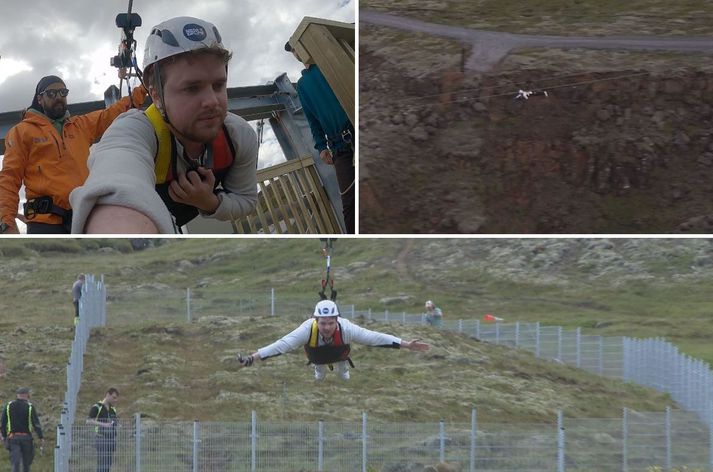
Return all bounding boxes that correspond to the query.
[0,87,147,228]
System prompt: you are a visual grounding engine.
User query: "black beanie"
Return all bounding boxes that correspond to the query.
[30,75,65,111]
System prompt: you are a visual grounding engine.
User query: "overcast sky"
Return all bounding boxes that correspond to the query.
[0,0,353,111]
[0,0,355,167]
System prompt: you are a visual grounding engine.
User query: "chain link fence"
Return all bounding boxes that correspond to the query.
[62,408,711,472]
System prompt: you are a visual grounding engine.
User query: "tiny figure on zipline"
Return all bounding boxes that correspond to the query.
[514,89,548,100]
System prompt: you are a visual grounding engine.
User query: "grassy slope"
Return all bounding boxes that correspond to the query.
[360,0,713,36]
[1,239,712,470]
[79,314,671,424]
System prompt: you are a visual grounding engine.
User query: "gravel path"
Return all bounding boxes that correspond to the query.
[361,9,713,71]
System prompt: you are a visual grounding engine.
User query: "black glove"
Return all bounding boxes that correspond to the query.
[238,354,254,367]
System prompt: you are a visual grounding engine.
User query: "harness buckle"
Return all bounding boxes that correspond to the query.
[24,196,53,219]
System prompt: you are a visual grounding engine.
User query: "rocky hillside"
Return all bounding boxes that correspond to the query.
[360,51,713,233]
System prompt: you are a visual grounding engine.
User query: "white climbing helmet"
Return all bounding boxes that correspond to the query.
[314,300,339,318]
[425,300,434,309]
[143,16,226,70]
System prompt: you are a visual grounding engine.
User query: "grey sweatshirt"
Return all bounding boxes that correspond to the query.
[70,110,258,233]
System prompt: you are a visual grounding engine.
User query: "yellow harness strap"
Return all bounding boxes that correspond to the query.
[145,104,172,184]
[308,320,319,348]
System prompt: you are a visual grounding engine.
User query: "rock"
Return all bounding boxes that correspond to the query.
[392,114,403,125]
[697,153,713,166]
[178,260,194,270]
[596,109,610,121]
[473,102,488,112]
[379,295,412,305]
[409,127,429,142]
[404,113,419,127]
[674,131,690,147]
[664,79,685,94]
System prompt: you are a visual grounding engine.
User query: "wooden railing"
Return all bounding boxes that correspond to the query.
[231,156,342,234]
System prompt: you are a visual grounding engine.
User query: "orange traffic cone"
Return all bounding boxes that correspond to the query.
[483,314,504,322]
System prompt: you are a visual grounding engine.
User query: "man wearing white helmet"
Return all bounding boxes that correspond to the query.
[238,300,430,380]
[70,16,258,233]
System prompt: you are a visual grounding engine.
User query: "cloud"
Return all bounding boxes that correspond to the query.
[0,0,354,112]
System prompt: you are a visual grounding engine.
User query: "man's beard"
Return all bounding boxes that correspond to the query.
[45,102,67,120]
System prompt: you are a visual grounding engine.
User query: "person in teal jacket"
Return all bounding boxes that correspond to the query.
[286,41,354,233]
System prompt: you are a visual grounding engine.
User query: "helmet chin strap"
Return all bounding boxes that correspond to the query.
[153,62,171,125]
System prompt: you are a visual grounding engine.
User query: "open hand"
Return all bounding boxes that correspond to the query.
[403,339,430,352]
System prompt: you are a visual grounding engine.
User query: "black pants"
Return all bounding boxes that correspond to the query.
[27,222,69,234]
[96,436,116,472]
[8,436,34,472]
[333,148,355,234]
[74,301,80,318]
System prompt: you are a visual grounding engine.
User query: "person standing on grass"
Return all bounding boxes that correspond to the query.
[72,274,85,325]
[87,388,119,472]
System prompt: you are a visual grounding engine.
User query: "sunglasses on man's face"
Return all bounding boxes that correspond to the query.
[40,88,69,99]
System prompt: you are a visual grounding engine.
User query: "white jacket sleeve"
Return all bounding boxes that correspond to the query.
[257,319,313,360]
[340,318,402,347]
[69,110,175,233]
[202,113,258,221]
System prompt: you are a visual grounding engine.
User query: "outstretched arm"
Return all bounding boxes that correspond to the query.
[237,319,312,367]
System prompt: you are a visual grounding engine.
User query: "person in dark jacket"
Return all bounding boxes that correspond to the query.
[0,387,44,472]
[87,388,119,472]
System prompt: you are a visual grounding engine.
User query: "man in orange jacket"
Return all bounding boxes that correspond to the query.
[0,75,147,234]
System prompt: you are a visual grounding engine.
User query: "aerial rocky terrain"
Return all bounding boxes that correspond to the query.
[360,33,713,233]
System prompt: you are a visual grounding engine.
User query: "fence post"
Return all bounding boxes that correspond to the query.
[385,310,389,322]
[135,413,142,472]
[193,420,200,472]
[368,308,372,321]
[54,425,62,472]
[576,328,581,368]
[318,420,324,472]
[515,321,520,347]
[598,336,604,376]
[622,338,628,382]
[709,409,713,470]
[251,410,257,472]
[622,408,628,472]
[557,410,565,472]
[470,408,477,472]
[271,288,275,316]
[495,322,500,344]
[557,326,562,362]
[186,288,191,322]
[535,322,541,358]
[362,412,368,472]
[439,419,445,464]
[459,320,463,334]
[402,311,406,323]
[476,320,480,339]
[665,407,671,471]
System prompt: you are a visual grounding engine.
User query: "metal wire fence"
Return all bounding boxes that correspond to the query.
[62,409,711,472]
